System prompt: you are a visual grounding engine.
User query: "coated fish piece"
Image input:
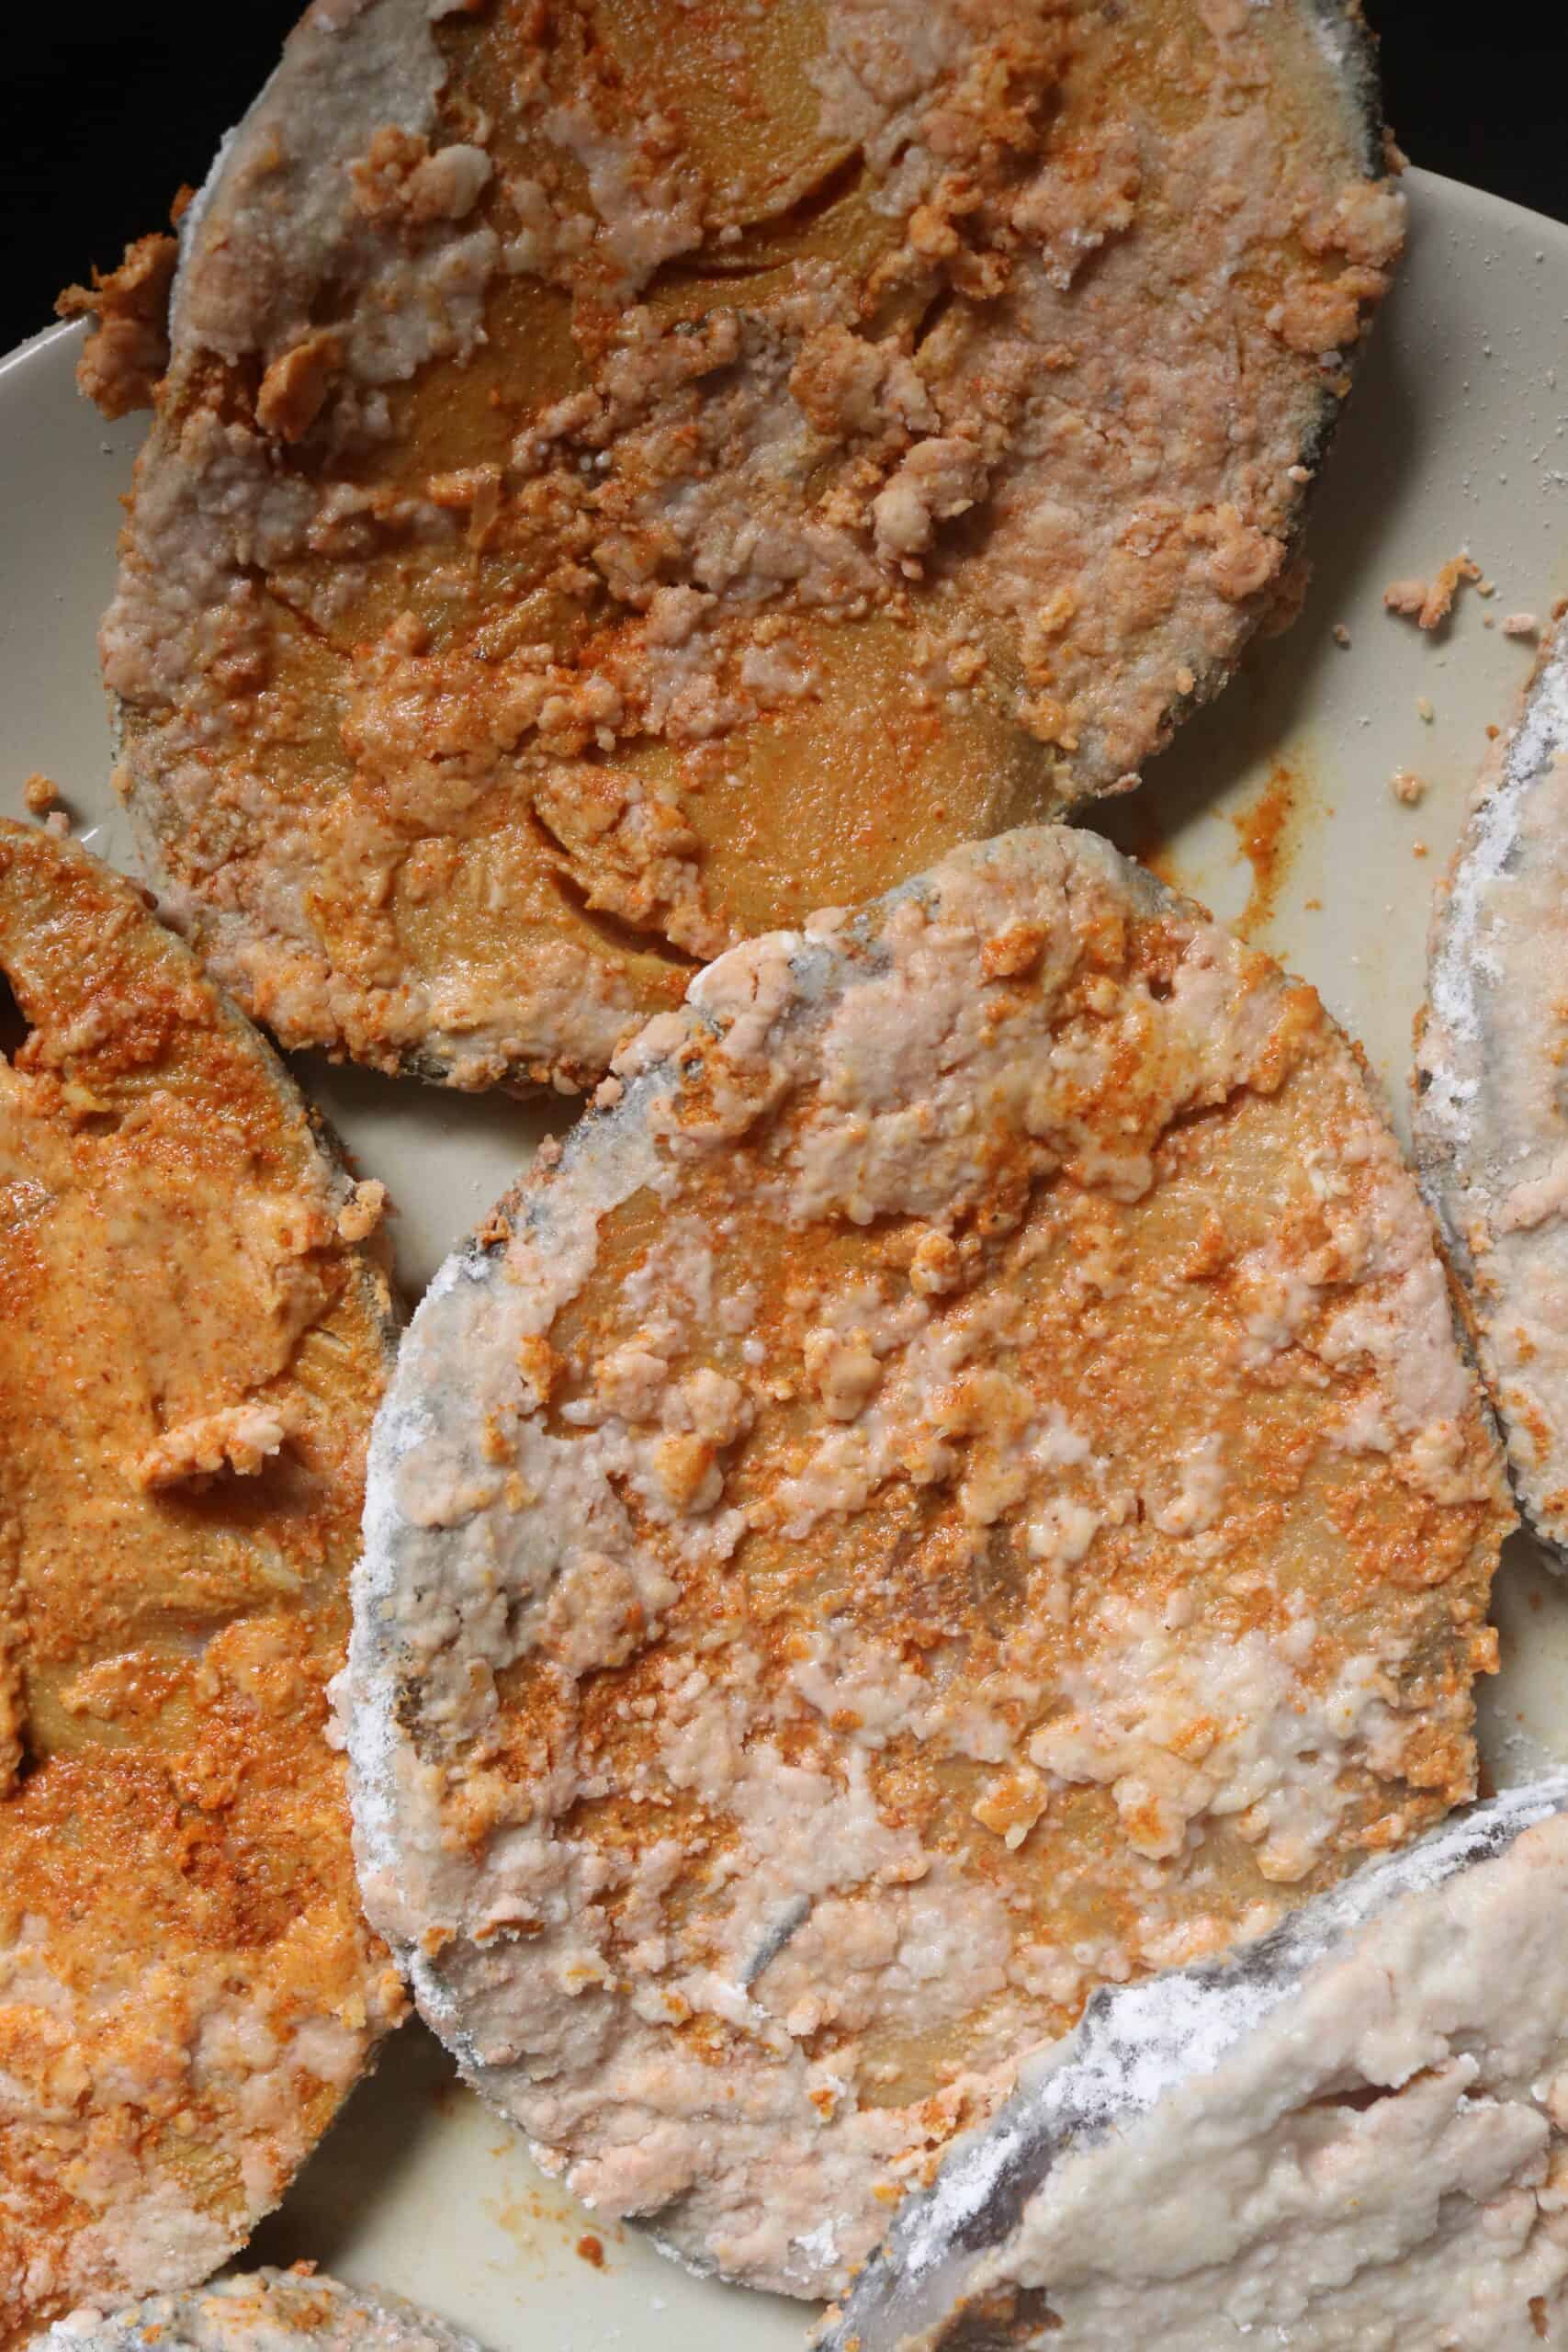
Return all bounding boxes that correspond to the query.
[344,824,1506,2301]
[0,822,404,2349]
[90,0,1401,1090]
[42,2270,485,2352]
[823,1777,1568,2352]
[1416,620,1568,1560]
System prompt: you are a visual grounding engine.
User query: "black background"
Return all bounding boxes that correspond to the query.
[2,4,1564,353]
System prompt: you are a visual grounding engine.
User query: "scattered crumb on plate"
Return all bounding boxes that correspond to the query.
[1384,556,1481,631]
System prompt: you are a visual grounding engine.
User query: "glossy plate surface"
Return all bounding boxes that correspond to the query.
[2,166,1565,2351]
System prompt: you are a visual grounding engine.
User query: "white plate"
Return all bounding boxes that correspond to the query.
[3,166,1567,2352]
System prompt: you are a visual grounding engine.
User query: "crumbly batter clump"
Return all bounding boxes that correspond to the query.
[346,825,1506,2299]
